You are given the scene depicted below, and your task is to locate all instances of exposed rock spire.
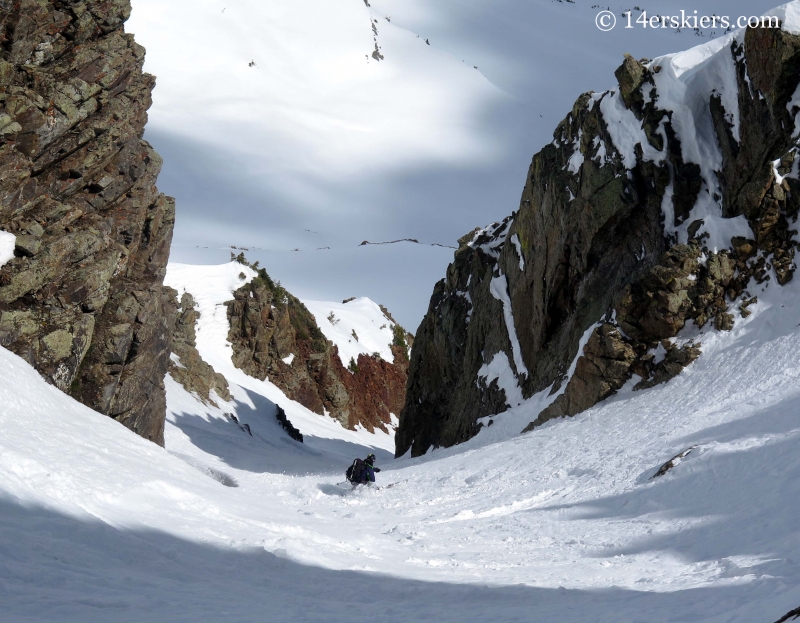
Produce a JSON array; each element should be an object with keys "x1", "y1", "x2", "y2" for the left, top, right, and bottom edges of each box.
[{"x1": 0, "y1": 1, "x2": 175, "y2": 444}]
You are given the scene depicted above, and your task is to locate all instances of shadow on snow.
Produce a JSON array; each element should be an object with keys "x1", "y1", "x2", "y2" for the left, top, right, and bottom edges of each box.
[
  {"x1": 169, "y1": 386, "x2": 393, "y2": 477},
  {"x1": 1, "y1": 494, "x2": 796, "y2": 623}
]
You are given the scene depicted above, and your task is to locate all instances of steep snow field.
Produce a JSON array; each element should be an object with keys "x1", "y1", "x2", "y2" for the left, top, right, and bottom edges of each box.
[
  {"x1": 129, "y1": 0, "x2": 780, "y2": 252},
  {"x1": 304, "y1": 297, "x2": 403, "y2": 366},
  {"x1": 2, "y1": 259, "x2": 800, "y2": 621}
]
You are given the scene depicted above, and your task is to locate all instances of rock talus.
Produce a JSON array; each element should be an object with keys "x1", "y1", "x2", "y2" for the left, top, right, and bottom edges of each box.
[{"x1": 0, "y1": 1, "x2": 174, "y2": 445}]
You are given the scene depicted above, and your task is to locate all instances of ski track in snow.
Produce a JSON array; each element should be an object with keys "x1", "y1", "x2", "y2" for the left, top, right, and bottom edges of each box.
[{"x1": 0, "y1": 258, "x2": 799, "y2": 621}]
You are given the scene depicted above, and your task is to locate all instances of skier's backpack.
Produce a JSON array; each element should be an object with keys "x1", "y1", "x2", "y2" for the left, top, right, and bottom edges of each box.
[{"x1": 346, "y1": 458, "x2": 365, "y2": 483}]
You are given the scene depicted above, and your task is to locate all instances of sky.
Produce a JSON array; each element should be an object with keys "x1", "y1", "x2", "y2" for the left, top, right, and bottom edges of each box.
[{"x1": 127, "y1": 0, "x2": 781, "y2": 329}]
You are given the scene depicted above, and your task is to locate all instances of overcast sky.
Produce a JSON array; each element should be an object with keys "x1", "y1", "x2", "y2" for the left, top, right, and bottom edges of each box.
[{"x1": 129, "y1": 0, "x2": 781, "y2": 329}]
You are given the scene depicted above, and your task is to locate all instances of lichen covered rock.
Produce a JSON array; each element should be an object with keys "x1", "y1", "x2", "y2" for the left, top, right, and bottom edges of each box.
[{"x1": 0, "y1": 1, "x2": 174, "y2": 444}]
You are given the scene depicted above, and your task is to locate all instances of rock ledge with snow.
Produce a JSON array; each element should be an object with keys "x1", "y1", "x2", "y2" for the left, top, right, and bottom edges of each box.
[{"x1": 397, "y1": 16, "x2": 800, "y2": 456}]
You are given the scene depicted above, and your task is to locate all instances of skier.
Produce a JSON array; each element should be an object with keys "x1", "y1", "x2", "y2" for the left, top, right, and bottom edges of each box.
[
  {"x1": 362, "y1": 454, "x2": 381, "y2": 485},
  {"x1": 346, "y1": 453, "x2": 381, "y2": 487}
]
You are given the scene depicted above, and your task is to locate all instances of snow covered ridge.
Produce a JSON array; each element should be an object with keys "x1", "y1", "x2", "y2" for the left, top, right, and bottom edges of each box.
[
  {"x1": 396, "y1": 5, "x2": 800, "y2": 457},
  {"x1": 165, "y1": 261, "x2": 410, "y2": 434},
  {"x1": 303, "y1": 297, "x2": 406, "y2": 367}
]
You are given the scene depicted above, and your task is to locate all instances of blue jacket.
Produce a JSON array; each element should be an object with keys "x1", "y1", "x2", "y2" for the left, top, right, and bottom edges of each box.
[{"x1": 364, "y1": 464, "x2": 376, "y2": 482}]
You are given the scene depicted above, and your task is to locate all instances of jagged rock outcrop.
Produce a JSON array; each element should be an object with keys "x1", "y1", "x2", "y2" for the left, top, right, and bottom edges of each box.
[
  {"x1": 275, "y1": 405, "x2": 303, "y2": 442},
  {"x1": 397, "y1": 22, "x2": 800, "y2": 457},
  {"x1": 167, "y1": 291, "x2": 231, "y2": 406},
  {"x1": 226, "y1": 267, "x2": 410, "y2": 432},
  {"x1": 0, "y1": 2, "x2": 174, "y2": 444}
]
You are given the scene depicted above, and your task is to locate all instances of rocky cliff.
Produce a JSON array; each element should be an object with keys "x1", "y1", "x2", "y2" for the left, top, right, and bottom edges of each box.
[
  {"x1": 0, "y1": 1, "x2": 174, "y2": 445},
  {"x1": 397, "y1": 22, "x2": 800, "y2": 457},
  {"x1": 226, "y1": 264, "x2": 411, "y2": 432}
]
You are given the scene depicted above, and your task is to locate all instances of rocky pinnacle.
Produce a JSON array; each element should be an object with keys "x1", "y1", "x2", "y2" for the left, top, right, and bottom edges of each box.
[
  {"x1": 397, "y1": 25, "x2": 800, "y2": 457},
  {"x1": 0, "y1": 1, "x2": 175, "y2": 445}
]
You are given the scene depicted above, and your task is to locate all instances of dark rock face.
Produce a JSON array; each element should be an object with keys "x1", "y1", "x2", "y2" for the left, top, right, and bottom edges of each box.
[
  {"x1": 534, "y1": 323, "x2": 636, "y2": 424},
  {"x1": 397, "y1": 25, "x2": 800, "y2": 457},
  {"x1": 275, "y1": 405, "x2": 303, "y2": 443},
  {"x1": 226, "y1": 269, "x2": 409, "y2": 432},
  {"x1": 0, "y1": 1, "x2": 174, "y2": 444},
  {"x1": 167, "y1": 291, "x2": 231, "y2": 406}
]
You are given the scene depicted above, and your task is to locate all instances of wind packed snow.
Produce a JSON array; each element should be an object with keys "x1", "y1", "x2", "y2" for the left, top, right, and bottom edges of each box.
[
  {"x1": 304, "y1": 297, "x2": 399, "y2": 366},
  {"x1": 2, "y1": 263, "x2": 800, "y2": 621},
  {"x1": 771, "y1": 0, "x2": 800, "y2": 34},
  {"x1": 0, "y1": 230, "x2": 15, "y2": 268}
]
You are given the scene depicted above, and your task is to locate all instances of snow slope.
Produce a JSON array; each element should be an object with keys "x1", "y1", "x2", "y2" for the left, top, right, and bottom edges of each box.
[
  {"x1": 2, "y1": 251, "x2": 800, "y2": 621},
  {"x1": 304, "y1": 297, "x2": 401, "y2": 366},
  {"x1": 163, "y1": 261, "x2": 396, "y2": 453},
  {"x1": 128, "y1": 0, "x2": 499, "y2": 176},
  {"x1": 168, "y1": 241, "x2": 452, "y2": 334},
  {"x1": 127, "y1": 0, "x2": 502, "y2": 251}
]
